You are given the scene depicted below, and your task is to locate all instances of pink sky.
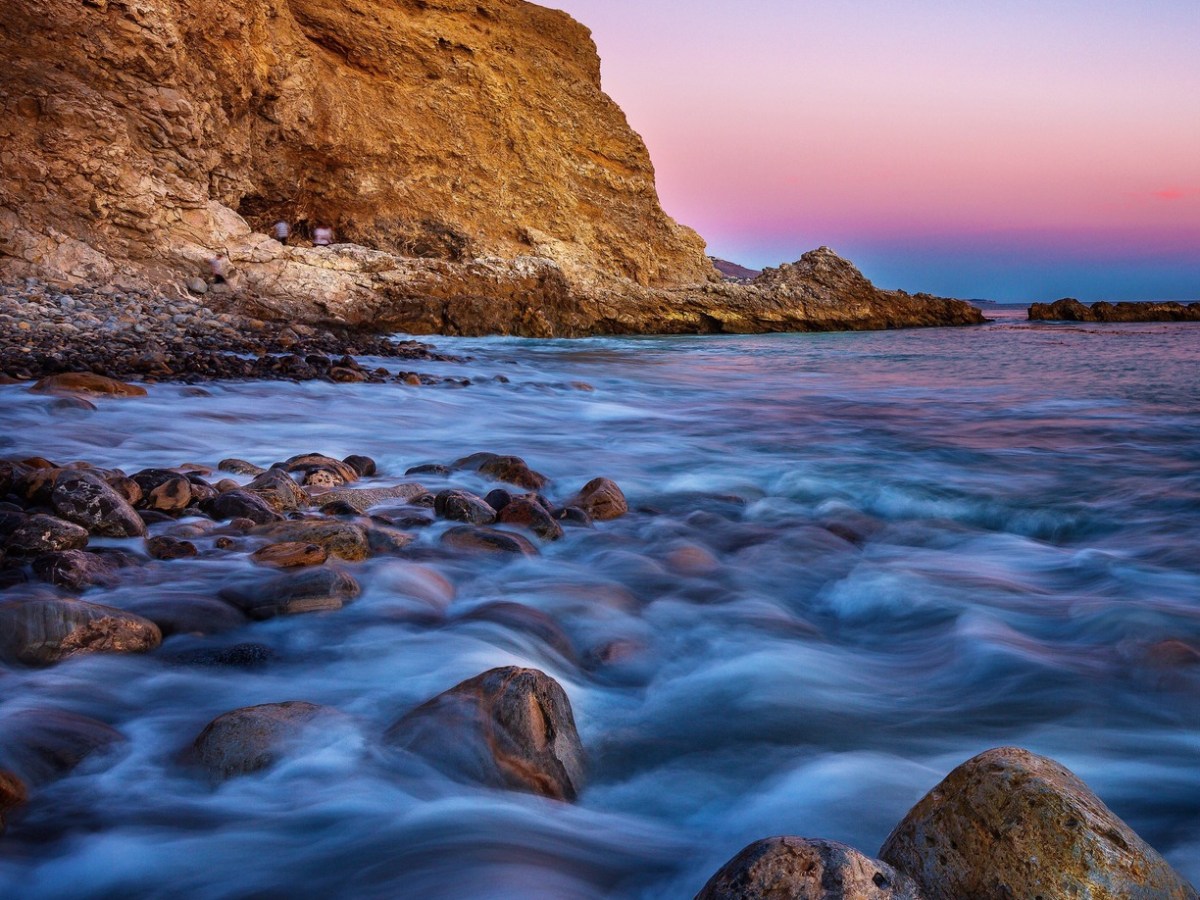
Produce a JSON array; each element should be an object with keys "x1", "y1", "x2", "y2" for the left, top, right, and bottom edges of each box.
[{"x1": 549, "y1": 1, "x2": 1200, "y2": 301}]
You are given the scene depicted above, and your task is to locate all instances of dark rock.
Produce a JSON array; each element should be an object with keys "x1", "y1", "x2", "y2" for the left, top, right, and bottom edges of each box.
[
  {"x1": 125, "y1": 595, "x2": 249, "y2": 636},
  {"x1": 0, "y1": 597, "x2": 162, "y2": 665},
  {"x1": 1029, "y1": 297, "x2": 1200, "y2": 323},
  {"x1": 343, "y1": 455, "x2": 376, "y2": 477},
  {"x1": 30, "y1": 372, "x2": 147, "y2": 397},
  {"x1": 145, "y1": 535, "x2": 199, "y2": 560},
  {"x1": 696, "y1": 837, "x2": 924, "y2": 900},
  {"x1": 7, "y1": 514, "x2": 89, "y2": 553},
  {"x1": 0, "y1": 770, "x2": 27, "y2": 836},
  {"x1": 554, "y1": 505, "x2": 593, "y2": 527},
  {"x1": 459, "y1": 602, "x2": 575, "y2": 661},
  {"x1": 406, "y1": 464, "x2": 451, "y2": 477},
  {"x1": 250, "y1": 541, "x2": 328, "y2": 568},
  {"x1": 477, "y1": 455, "x2": 549, "y2": 490},
  {"x1": 569, "y1": 477, "x2": 628, "y2": 521},
  {"x1": 190, "y1": 701, "x2": 344, "y2": 779},
  {"x1": 219, "y1": 567, "x2": 361, "y2": 619},
  {"x1": 385, "y1": 666, "x2": 584, "y2": 800},
  {"x1": 131, "y1": 469, "x2": 192, "y2": 512},
  {"x1": 105, "y1": 474, "x2": 143, "y2": 506},
  {"x1": 365, "y1": 524, "x2": 416, "y2": 555},
  {"x1": 312, "y1": 483, "x2": 430, "y2": 513},
  {"x1": 496, "y1": 497, "x2": 564, "y2": 541},
  {"x1": 451, "y1": 451, "x2": 500, "y2": 470},
  {"x1": 218, "y1": 458, "x2": 265, "y2": 476},
  {"x1": 280, "y1": 453, "x2": 360, "y2": 485},
  {"x1": 172, "y1": 642, "x2": 276, "y2": 668},
  {"x1": 137, "y1": 509, "x2": 176, "y2": 526},
  {"x1": 254, "y1": 520, "x2": 369, "y2": 561},
  {"x1": 440, "y1": 525, "x2": 538, "y2": 556},
  {"x1": 0, "y1": 709, "x2": 125, "y2": 785},
  {"x1": 31, "y1": 550, "x2": 120, "y2": 591},
  {"x1": 484, "y1": 488, "x2": 513, "y2": 512},
  {"x1": 50, "y1": 470, "x2": 145, "y2": 537},
  {"x1": 434, "y1": 489, "x2": 496, "y2": 524},
  {"x1": 244, "y1": 469, "x2": 311, "y2": 512},
  {"x1": 879, "y1": 746, "x2": 1198, "y2": 900},
  {"x1": 319, "y1": 500, "x2": 362, "y2": 516},
  {"x1": 201, "y1": 490, "x2": 283, "y2": 525}
]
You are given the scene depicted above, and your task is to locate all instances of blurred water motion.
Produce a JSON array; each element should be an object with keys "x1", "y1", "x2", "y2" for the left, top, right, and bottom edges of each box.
[{"x1": 0, "y1": 308, "x2": 1197, "y2": 895}]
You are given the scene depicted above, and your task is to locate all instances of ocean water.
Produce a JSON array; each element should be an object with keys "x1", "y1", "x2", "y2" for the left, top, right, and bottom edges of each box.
[{"x1": 1, "y1": 307, "x2": 1198, "y2": 896}]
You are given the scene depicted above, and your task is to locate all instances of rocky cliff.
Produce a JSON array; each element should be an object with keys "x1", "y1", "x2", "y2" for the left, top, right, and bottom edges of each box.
[{"x1": 0, "y1": 0, "x2": 984, "y2": 335}]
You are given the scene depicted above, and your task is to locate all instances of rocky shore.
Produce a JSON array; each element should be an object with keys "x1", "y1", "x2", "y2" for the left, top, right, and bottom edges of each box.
[
  {"x1": 0, "y1": 440, "x2": 1194, "y2": 896},
  {"x1": 1029, "y1": 297, "x2": 1200, "y2": 323}
]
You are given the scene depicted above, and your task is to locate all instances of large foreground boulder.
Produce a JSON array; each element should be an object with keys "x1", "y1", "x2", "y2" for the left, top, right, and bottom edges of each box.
[
  {"x1": 879, "y1": 747, "x2": 1198, "y2": 900},
  {"x1": 0, "y1": 597, "x2": 162, "y2": 666},
  {"x1": 385, "y1": 666, "x2": 585, "y2": 801},
  {"x1": 50, "y1": 470, "x2": 145, "y2": 537},
  {"x1": 190, "y1": 701, "x2": 346, "y2": 779},
  {"x1": 696, "y1": 837, "x2": 925, "y2": 900}
]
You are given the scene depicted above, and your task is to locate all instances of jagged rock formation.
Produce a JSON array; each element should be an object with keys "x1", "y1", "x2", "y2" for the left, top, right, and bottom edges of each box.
[
  {"x1": 0, "y1": 0, "x2": 984, "y2": 335},
  {"x1": 1029, "y1": 298, "x2": 1200, "y2": 322}
]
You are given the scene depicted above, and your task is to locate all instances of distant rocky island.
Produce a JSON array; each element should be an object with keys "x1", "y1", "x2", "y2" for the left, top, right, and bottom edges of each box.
[
  {"x1": 1029, "y1": 298, "x2": 1200, "y2": 323},
  {"x1": 0, "y1": 0, "x2": 983, "y2": 337}
]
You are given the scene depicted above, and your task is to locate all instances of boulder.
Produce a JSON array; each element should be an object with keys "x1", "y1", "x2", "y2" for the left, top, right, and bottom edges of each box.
[
  {"x1": 477, "y1": 456, "x2": 549, "y2": 491},
  {"x1": 385, "y1": 666, "x2": 585, "y2": 800},
  {"x1": 201, "y1": 490, "x2": 283, "y2": 525},
  {"x1": 145, "y1": 535, "x2": 199, "y2": 560},
  {"x1": 254, "y1": 520, "x2": 370, "y2": 561},
  {"x1": 434, "y1": 489, "x2": 497, "y2": 525},
  {"x1": 440, "y1": 525, "x2": 539, "y2": 556},
  {"x1": 50, "y1": 470, "x2": 145, "y2": 537},
  {"x1": 218, "y1": 568, "x2": 361, "y2": 619},
  {"x1": 250, "y1": 541, "x2": 328, "y2": 568},
  {"x1": 696, "y1": 837, "x2": 925, "y2": 900},
  {"x1": 190, "y1": 701, "x2": 343, "y2": 779},
  {"x1": 280, "y1": 454, "x2": 360, "y2": 486},
  {"x1": 218, "y1": 458, "x2": 265, "y2": 476},
  {"x1": 0, "y1": 597, "x2": 161, "y2": 665},
  {"x1": 0, "y1": 770, "x2": 27, "y2": 836},
  {"x1": 0, "y1": 709, "x2": 125, "y2": 785},
  {"x1": 6, "y1": 514, "x2": 89, "y2": 554},
  {"x1": 30, "y1": 372, "x2": 147, "y2": 397},
  {"x1": 30, "y1": 549, "x2": 121, "y2": 591},
  {"x1": 343, "y1": 455, "x2": 377, "y2": 477},
  {"x1": 496, "y1": 497, "x2": 564, "y2": 542},
  {"x1": 244, "y1": 469, "x2": 311, "y2": 512},
  {"x1": 314, "y1": 483, "x2": 430, "y2": 514},
  {"x1": 365, "y1": 524, "x2": 416, "y2": 555},
  {"x1": 879, "y1": 746, "x2": 1198, "y2": 900},
  {"x1": 569, "y1": 477, "x2": 628, "y2": 521},
  {"x1": 130, "y1": 469, "x2": 192, "y2": 512}
]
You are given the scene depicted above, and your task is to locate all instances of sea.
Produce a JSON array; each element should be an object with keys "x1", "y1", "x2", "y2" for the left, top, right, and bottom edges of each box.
[{"x1": 1, "y1": 304, "x2": 1197, "y2": 896}]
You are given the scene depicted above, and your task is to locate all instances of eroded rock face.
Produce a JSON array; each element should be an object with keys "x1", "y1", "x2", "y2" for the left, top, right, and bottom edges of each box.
[
  {"x1": 879, "y1": 747, "x2": 1198, "y2": 900},
  {"x1": 696, "y1": 837, "x2": 925, "y2": 900},
  {"x1": 190, "y1": 701, "x2": 344, "y2": 779},
  {"x1": 385, "y1": 666, "x2": 584, "y2": 800},
  {"x1": 0, "y1": 597, "x2": 162, "y2": 666}
]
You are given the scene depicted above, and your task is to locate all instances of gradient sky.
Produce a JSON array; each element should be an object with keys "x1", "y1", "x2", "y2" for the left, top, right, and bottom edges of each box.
[{"x1": 550, "y1": 1, "x2": 1200, "y2": 301}]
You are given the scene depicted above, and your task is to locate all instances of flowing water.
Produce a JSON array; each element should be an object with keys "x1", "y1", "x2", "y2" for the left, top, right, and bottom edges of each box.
[{"x1": 1, "y1": 307, "x2": 1198, "y2": 896}]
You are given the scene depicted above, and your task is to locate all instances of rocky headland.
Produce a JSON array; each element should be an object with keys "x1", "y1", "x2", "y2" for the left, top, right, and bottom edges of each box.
[
  {"x1": 0, "y1": 0, "x2": 984, "y2": 338},
  {"x1": 1029, "y1": 297, "x2": 1200, "y2": 323}
]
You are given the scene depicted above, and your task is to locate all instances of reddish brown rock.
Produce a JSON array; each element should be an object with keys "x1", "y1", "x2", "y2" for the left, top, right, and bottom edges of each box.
[
  {"x1": 190, "y1": 701, "x2": 345, "y2": 779},
  {"x1": 29, "y1": 373, "x2": 147, "y2": 397},
  {"x1": 496, "y1": 497, "x2": 564, "y2": 542},
  {"x1": 0, "y1": 770, "x2": 27, "y2": 836},
  {"x1": 219, "y1": 568, "x2": 361, "y2": 619},
  {"x1": 145, "y1": 535, "x2": 199, "y2": 560},
  {"x1": 879, "y1": 747, "x2": 1198, "y2": 900},
  {"x1": 0, "y1": 597, "x2": 162, "y2": 666},
  {"x1": 570, "y1": 477, "x2": 628, "y2": 521},
  {"x1": 696, "y1": 837, "x2": 925, "y2": 900},
  {"x1": 1029, "y1": 297, "x2": 1200, "y2": 322},
  {"x1": 254, "y1": 520, "x2": 369, "y2": 562},
  {"x1": 477, "y1": 456, "x2": 549, "y2": 491},
  {"x1": 314, "y1": 484, "x2": 430, "y2": 514},
  {"x1": 131, "y1": 469, "x2": 193, "y2": 512},
  {"x1": 244, "y1": 469, "x2": 311, "y2": 513},
  {"x1": 201, "y1": 490, "x2": 282, "y2": 525},
  {"x1": 250, "y1": 541, "x2": 328, "y2": 569},
  {"x1": 440, "y1": 525, "x2": 538, "y2": 556},
  {"x1": 31, "y1": 549, "x2": 121, "y2": 591},
  {"x1": 434, "y1": 490, "x2": 497, "y2": 525},
  {"x1": 7, "y1": 514, "x2": 89, "y2": 554},
  {"x1": 385, "y1": 666, "x2": 585, "y2": 800}
]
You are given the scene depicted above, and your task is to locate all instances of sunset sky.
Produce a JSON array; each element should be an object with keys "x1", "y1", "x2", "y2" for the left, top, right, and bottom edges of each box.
[{"x1": 551, "y1": 1, "x2": 1200, "y2": 301}]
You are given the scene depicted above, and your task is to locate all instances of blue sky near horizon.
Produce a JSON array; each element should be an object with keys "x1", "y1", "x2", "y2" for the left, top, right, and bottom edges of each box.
[{"x1": 550, "y1": 1, "x2": 1200, "y2": 301}]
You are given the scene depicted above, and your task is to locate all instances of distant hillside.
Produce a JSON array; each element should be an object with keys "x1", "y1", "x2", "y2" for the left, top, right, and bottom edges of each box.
[{"x1": 710, "y1": 258, "x2": 762, "y2": 282}]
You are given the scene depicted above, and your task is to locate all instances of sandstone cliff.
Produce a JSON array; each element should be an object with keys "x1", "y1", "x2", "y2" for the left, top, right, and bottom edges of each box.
[{"x1": 0, "y1": 0, "x2": 984, "y2": 335}]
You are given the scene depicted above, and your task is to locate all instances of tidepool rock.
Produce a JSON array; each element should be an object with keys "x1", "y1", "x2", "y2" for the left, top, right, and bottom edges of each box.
[
  {"x1": 569, "y1": 477, "x2": 628, "y2": 521},
  {"x1": 343, "y1": 455, "x2": 377, "y2": 477},
  {"x1": 6, "y1": 514, "x2": 89, "y2": 554},
  {"x1": 440, "y1": 525, "x2": 538, "y2": 556},
  {"x1": 190, "y1": 701, "x2": 344, "y2": 779},
  {"x1": 219, "y1": 568, "x2": 361, "y2": 619},
  {"x1": 50, "y1": 470, "x2": 145, "y2": 537},
  {"x1": 250, "y1": 541, "x2": 329, "y2": 568},
  {"x1": 201, "y1": 490, "x2": 283, "y2": 525},
  {"x1": 879, "y1": 746, "x2": 1198, "y2": 900},
  {"x1": 696, "y1": 837, "x2": 925, "y2": 900},
  {"x1": 254, "y1": 521, "x2": 369, "y2": 561},
  {"x1": 0, "y1": 770, "x2": 27, "y2": 836},
  {"x1": 314, "y1": 483, "x2": 430, "y2": 514},
  {"x1": 477, "y1": 456, "x2": 549, "y2": 491},
  {"x1": 496, "y1": 497, "x2": 564, "y2": 542},
  {"x1": 434, "y1": 489, "x2": 497, "y2": 525},
  {"x1": 385, "y1": 666, "x2": 585, "y2": 800},
  {"x1": 31, "y1": 549, "x2": 121, "y2": 591},
  {"x1": 280, "y1": 454, "x2": 361, "y2": 486},
  {"x1": 30, "y1": 372, "x2": 147, "y2": 397},
  {"x1": 0, "y1": 597, "x2": 162, "y2": 665}
]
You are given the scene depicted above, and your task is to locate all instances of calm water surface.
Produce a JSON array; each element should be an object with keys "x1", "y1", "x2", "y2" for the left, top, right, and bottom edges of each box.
[{"x1": 1, "y1": 308, "x2": 1198, "y2": 896}]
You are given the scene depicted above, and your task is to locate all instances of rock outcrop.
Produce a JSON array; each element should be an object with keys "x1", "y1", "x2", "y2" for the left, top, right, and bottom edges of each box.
[
  {"x1": 0, "y1": 1, "x2": 985, "y2": 335},
  {"x1": 1029, "y1": 298, "x2": 1200, "y2": 322}
]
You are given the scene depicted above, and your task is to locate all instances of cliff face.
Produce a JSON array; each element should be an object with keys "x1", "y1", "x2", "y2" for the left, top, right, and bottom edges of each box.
[
  {"x1": 0, "y1": 0, "x2": 985, "y2": 335},
  {"x1": 0, "y1": 0, "x2": 709, "y2": 289}
]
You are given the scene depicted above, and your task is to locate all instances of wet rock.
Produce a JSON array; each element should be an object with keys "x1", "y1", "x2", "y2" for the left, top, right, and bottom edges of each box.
[
  {"x1": 434, "y1": 489, "x2": 496, "y2": 524},
  {"x1": 245, "y1": 469, "x2": 311, "y2": 512},
  {"x1": 214, "y1": 478, "x2": 241, "y2": 493},
  {"x1": 406, "y1": 464, "x2": 451, "y2": 477},
  {"x1": 440, "y1": 525, "x2": 538, "y2": 556},
  {"x1": 477, "y1": 455, "x2": 549, "y2": 490},
  {"x1": 201, "y1": 490, "x2": 283, "y2": 525},
  {"x1": 554, "y1": 505, "x2": 593, "y2": 527},
  {"x1": 251, "y1": 541, "x2": 328, "y2": 568},
  {"x1": 496, "y1": 497, "x2": 564, "y2": 542},
  {"x1": 315, "y1": 484, "x2": 430, "y2": 514},
  {"x1": 30, "y1": 372, "x2": 147, "y2": 397},
  {"x1": 219, "y1": 567, "x2": 361, "y2": 619},
  {"x1": 0, "y1": 709, "x2": 125, "y2": 785},
  {"x1": 452, "y1": 451, "x2": 500, "y2": 470},
  {"x1": 31, "y1": 549, "x2": 121, "y2": 591},
  {"x1": 190, "y1": 701, "x2": 344, "y2": 779},
  {"x1": 569, "y1": 477, "x2": 628, "y2": 521},
  {"x1": 7, "y1": 514, "x2": 89, "y2": 554},
  {"x1": 218, "y1": 458, "x2": 265, "y2": 476},
  {"x1": 0, "y1": 597, "x2": 162, "y2": 665},
  {"x1": 172, "y1": 642, "x2": 276, "y2": 668},
  {"x1": 0, "y1": 770, "x2": 27, "y2": 836},
  {"x1": 366, "y1": 524, "x2": 416, "y2": 555},
  {"x1": 696, "y1": 837, "x2": 924, "y2": 900},
  {"x1": 126, "y1": 595, "x2": 249, "y2": 636},
  {"x1": 879, "y1": 746, "x2": 1198, "y2": 900},
  {"x1": 484, "y1": 488, "x2": 513, "y2": 512},
  {"x1": 343, "y1": 455, "x2": 377, "y2": 477},
  {"x1": 254, "y1": 520, "x2": 369, "y2": 561},
  {"x1": 106, "y1": 474, "x2": 143, "y2": 506},
  {"x1": 50, "y1": 470, "x2": 145, "y2": 537},
  {"x1": 280, "y1": 453, "x2": 360, "y2": 486},
  {"x1": 145, "y1": 534, "x2": 199, "y2": 560},
  {"x1": 131, "y1": 469, "x2": 192, "y2": 512},
  {"x1": 385, "y1": 666, "x2": 585, "y2": 800},
  {"x1": 459, "y1": 602, "x2": 576, "y2": 661}
]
